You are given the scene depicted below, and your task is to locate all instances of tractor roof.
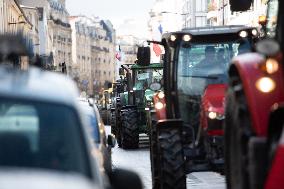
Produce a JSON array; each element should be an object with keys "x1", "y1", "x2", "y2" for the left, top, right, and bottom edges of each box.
[
  {"x1": 165, "y1": 25, "x2": 254, "y2": 36},
  {"x1": 130, "y1": 63, "x2": 163, "y2": 69},
  {"x1": 162, "y1": 25, "x2": 257, "y2": 43}
]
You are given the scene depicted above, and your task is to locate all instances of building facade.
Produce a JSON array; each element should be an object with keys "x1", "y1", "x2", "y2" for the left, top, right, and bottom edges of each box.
[
  {"x1": 207, "y1": 0, "x2": 266, "y2": 26},
  {"x1": 117, "y1": 35, "x2": 138, "y2": 65},
  {"x1": 0, "y1": 0, "x2": 33, "y2": 69},
  {"x1": 48, "y1": 0, "x2": 72, "y2": 73},
  {"x1": 70, "y1": 16, "x2": 116, "y2": 95},
  {"x1": 182, "y1": 0, "x2": 208, "y2": 28}
]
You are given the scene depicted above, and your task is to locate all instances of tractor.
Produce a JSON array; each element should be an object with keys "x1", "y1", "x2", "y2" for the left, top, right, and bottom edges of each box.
[
  {"x1": 148, "y1": 26, "x2": 258, "y2": 189},
  {"x1": 223, "y1": 0, "x2": 284, "y2": 189},
  {"x1": 98, "y1": 84, "x2": 113, "y2": 125},
  {"x1": 110, "y1": 47, "x2": 163, "y2": 149}
]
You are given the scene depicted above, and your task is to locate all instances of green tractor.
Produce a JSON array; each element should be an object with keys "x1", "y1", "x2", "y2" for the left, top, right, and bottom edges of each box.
[{"x1": 111, "y1": 47, "x2": 163, "y2": 149}]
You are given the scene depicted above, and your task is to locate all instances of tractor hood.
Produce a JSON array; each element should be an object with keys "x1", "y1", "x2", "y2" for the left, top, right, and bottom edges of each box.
[{"x1": 202, "y1": 84, "x2": 227, "y2": 114}]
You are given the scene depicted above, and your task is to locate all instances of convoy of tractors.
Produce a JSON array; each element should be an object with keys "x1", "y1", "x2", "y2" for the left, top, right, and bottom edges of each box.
[{"x1": 104, "y1": 0, "x2": 284, "y2": 188}]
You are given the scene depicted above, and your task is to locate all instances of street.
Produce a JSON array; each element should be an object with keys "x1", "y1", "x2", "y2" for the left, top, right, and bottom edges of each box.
[{"x1": 106, "y1": 126, "x2": 226, "y2": 189}]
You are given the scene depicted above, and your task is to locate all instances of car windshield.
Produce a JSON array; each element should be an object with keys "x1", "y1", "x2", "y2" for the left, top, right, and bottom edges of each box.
[
  {"x1": 177, "y1": 40, "x2": 251, "y2": 125},
  {"x1": 0, "y1": 98, "x2": 91, "y2": 178},
  {"x1": 134, "y1": 68, "x2": 163, "y2": 90}
]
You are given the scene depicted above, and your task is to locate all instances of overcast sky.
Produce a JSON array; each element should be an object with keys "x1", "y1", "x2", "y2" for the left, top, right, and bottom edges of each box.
[{"x1": 66, "y1": 0, "x2": 155, "y2": 37}]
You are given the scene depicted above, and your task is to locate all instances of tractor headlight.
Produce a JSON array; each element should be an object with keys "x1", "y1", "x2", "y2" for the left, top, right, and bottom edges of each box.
[
  {"x1": 170, "y1": 35, "x2": 176, "y2": 42},
  {"x1": 260, "y1": 58, "x2": 279, "y2": 74},
  {"x1": 256, "y1": 77, "x2": 276, "y2": 93},
  {"x1": 155, "y1": 102, "x2": 164, "y2": 110},
  {"x1": 239, "y1": 30, "x2": 248, "y2": 38},
  {"x1": 251, "y1": 29, "x2": 258, "y2": 36},
  {"x1": 158, "y1": 92, "x2": 165, "y2": 99},
  {"x1": 183, "y1": 34, "x2": 192, "y2": 42},
  {"x1": 208, "y1": 112, "x2": 225, "y2": 120}
]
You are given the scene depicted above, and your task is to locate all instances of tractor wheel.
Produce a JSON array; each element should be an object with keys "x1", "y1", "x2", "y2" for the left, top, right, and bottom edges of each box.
[
  {"x1": 121, "y1": 108, "x2": 139, "y2": 149},
  {"x1": 157, "y1": 127, "x2": 186, "y2": 189},
  {"x1": 111, "y1": 111, "x2": 116, "y2": 135},
  {"x1": 225, "y1": 81, "x2": 252, "y2": 189},
  {"x1": 117, "y1": 127, "x2": 122, "y2": 148},
  {"x1": 149, "y1": 121, "x2": 161, "y2": 189}
]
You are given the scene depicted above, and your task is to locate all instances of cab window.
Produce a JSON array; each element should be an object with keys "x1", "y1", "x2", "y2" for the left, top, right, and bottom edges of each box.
[{"x1": 266, "y1": 0, "x2": 279, "y2": 37}]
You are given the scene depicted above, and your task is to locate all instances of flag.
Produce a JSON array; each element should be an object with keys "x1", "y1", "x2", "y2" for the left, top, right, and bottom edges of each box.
[
  {"x1": 152, "y1": 24, "x2": 163, "y2": 57},
  {"x1": 153, "y1": 43, "x2": 162, "y2": 57},
  {"x1": 115, "y1": 52, "x2": 121, "y2": 61},
  {"x1": 115, "y1": 45, "x2": 121, "y2": 61},
  {"x1": 158, "y1": 24, "x2": 163, "y2": 35}
]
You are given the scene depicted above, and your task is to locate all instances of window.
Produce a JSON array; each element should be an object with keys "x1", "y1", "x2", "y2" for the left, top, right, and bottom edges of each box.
[
  {"x1": 196, "y1": 0, "x2": 206, "y2": 12},
  {"x1": 177, "y1": 40, "x2": 251, "y2": 125},
  {"x1": 266, "y1": 0, "x2": 279, "y2": 38},
  {"x1": 0, "y1": 99, "x2": 91, "y2": 178}
]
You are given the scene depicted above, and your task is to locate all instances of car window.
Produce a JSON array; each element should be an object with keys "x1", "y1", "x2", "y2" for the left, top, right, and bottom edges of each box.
[
  {"x1": 0, "y1": 99, "x2": 91, "y2": 179},
  {"x1": 80, "y1": 103, "x2": 100, "y2": 143}
]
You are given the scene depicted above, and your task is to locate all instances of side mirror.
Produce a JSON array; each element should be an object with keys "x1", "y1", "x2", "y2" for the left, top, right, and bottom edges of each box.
[
  {"x1": 119, "y1": 68, "x2": 124, "y2": 75},
  {"x1": 256, "y1": 38, "x2": 280, "y2": 57},
  {"x1": 229, "y1": 0, "x2": 252, "y2": 11},
  {"x1": 107, "y1": 134, "x2": 116, "y2": 148},
  {"x1": 109, "y1": 169, "x2": 143, "y2": 189},
  {"x1": 137, "y1": 47, "x2": 150, "y2": 66}
]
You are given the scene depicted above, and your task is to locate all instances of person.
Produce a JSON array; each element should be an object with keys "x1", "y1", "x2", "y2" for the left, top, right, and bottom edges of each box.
[
  {"x1": 198, "y1": 46, "x2": 216, "y2": 66},
  {"x1": 216, "y1": 48, "x2": 226, "y2": 63}
]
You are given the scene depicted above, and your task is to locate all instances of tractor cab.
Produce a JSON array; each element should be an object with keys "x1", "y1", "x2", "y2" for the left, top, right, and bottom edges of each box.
[
  {"x1": 160, "y1": 26, "x2": 258, "y2": 122},
  {"x1": 131, "y1": 64, "x2": 163, "y2": 107}
]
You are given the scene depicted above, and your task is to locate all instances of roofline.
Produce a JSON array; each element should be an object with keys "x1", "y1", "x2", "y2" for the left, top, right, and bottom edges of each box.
[{"x1": 15, "y1": 1, "x2": 33, "y2": 28}]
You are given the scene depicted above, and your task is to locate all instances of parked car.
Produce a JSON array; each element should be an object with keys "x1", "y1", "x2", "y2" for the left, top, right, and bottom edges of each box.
[
  {"x1": 78, "y1": 98, "x2": 115, "y2": 174},
  {"x1": 0, "y1": 63, "x2": 142, "y2": 189}
]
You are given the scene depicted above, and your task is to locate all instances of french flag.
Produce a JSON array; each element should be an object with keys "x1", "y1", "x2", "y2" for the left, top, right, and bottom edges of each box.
[{"x1": 152, "y1": 24, "x2": 163, "y2": 57}]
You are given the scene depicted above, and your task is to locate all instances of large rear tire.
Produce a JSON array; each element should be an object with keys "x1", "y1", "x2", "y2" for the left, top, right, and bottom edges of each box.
[
  {"x1": 121, "y1": 108, "x2": 139, "y2": 149},
  {"x1": 157, "y1": 127, "x2": 186, "y2": 189},
  {"x1": 110, "y1": 111, "x2": 116, "y2": 135},
  {"x1": 225, "y1": 80, "x2": 252, "y2": 189},
  {"x1": 150, "y1": 121, "x2": 161, "y2": 189}
]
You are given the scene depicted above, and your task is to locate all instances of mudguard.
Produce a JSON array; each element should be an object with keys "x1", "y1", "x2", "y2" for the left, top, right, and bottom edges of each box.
[{"x1": 231, "y1": 53, "x2": 284, "y2": 136}]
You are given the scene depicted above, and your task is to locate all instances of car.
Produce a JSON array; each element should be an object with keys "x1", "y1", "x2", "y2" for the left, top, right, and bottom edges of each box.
[
  {"x1": 0, "y1": 63, "x2": 142, "y2": 189},
  {"x1": 78, "y1": 97, "x2": 115, "y2": 174}
]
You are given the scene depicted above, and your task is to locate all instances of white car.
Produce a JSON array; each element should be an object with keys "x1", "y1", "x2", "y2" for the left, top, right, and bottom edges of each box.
[
  {"x1": 78, "y1": 98, "x2": 115, "y2": 175},
  {"x1": 0, "y1": 65, "x2": 141, "y2": 189}
]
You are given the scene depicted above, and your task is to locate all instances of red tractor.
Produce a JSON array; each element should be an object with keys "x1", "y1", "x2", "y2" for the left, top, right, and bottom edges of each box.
[
  {"x1": 149, "y1": 26, "x2": 258, "y2": 189},
  {"x1": 224, "y1": 0, "x2": 284, "y2": 189}
]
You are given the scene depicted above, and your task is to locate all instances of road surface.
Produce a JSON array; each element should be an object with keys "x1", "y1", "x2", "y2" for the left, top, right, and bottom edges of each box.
[{"x1": 106, "y1": 126, "x2": 226, "y2": 189}]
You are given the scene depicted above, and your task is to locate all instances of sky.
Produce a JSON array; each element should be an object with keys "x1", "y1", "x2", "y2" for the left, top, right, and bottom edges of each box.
[{"x1": 66, "y1": 0, "x2": 156, "y2": 38}]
